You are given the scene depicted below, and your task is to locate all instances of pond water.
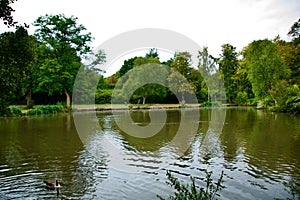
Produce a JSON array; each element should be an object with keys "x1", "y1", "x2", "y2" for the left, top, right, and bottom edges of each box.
[{"x1": 0, "y1": 108, "x2": 299, "y2": 199}]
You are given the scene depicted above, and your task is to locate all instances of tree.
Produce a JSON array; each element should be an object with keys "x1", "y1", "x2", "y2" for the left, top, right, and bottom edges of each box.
[
  {"x1": 288, "y1": 18, "x2": 300, "y2": 44},
  {"x1": 168, "y1": 52, "x2": 195, "y2": 102},
  {"x1": 0, "y1": 0, "x2": 17, "y2": 27},
  {"x1": 0, "y1": 26, "x2": 36, "y2": 115},
  {"x1": 119, "y1": 57, "x2": 137, "y2": 77},
  {"x1": 218, "y1": 44, "x2": 239, "y2": 103},
  {"x1": 197, "y1": 47, "x2": 224, "y2": 102},
  {"x1": 122, "y1": 50, "x2": 163, "y2": 104},
  {"x1": 145, "y1": 48, "x2": 159, "y2": 59},
  {"x1": 242, "y1": 39, "x2": 289, "y2": 101},
  {"x1": 231, "y1": 64, "x2": 254, "y2": 105},
  {"x1": 33, "y1": 14, "x2": 93, "y2": 108},
  {"x1": 117, "y1": 63, "x2": 168, "y2": 104}
]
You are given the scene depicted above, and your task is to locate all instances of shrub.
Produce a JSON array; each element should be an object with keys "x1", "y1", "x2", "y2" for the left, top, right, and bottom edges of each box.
[
  {"x1": 236, "y1": 91, "x2": 248, "y2": 106},
  {"x1": 10, "y1": 106, "x2": 22, "y2": 116},
  {"x1": 95, "y1": 89, "x2": 113, "y2": 104},
  {"x1": 27, "y1": 100, "x2": 35, "y2": 109},
  {"x1": 286, "y1": 96, "x2": 300, "y2": 114},
  {"x1": 158, "y1": 170, "x2": 224, "y2": 200},
  {"x1": 202, "y1": 101, "x2": 222, "y2": 107},
  {"x1": 27, "y1": 105, "x2": 64, "y2": 115},
  {"x1": 179, "y1": 100, "x2": 186, "y2": 108}
]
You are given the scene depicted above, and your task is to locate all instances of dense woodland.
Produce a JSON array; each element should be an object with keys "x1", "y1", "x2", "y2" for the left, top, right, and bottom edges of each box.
[{"x1": 0, "y1": 1, "x2": 299, "y2": 116}]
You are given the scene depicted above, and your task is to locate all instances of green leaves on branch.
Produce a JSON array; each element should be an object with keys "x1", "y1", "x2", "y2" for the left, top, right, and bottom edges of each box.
[
  {"x1": 158, "y1": 170, "x2": 224, "y2": 200},
  {"x1": 33, "y1": 14, "x2": 92, "y2": 56}
]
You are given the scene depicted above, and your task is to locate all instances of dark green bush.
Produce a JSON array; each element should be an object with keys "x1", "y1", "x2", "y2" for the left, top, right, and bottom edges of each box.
[
  {"x1": 202, "y1": 101, "x2": 222, "y2": 107},
  {"x1": 10, "y1": 106, "x2": 22, "y2": 116},
  {"x1": 95, "y1": 89, "x2": 113, "y2": 104},
  {"x1": 27, "y1": 100, "x2": 35, "y2": 109},
  {"x1": 286, "y1": 96, "x2": 300, "y2": 114},
  {"x1": 27, "y1": 105, "x2": 64, "y2": 115}
]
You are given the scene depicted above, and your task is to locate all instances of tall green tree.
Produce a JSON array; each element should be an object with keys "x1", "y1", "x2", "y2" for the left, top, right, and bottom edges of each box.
[
  {"x1": 168, "y1": 52, "x2": 196, "y2": 102},
  {"x1": 197, "y1": 47, "x2": 221, "y2": 102},
  {"x1": 118, "y1": 63, "x2": 168, "y2": 104},
  {"x1": 33, "y1": 14, "x2": 93, "y2": 108},
  {"x1": 242, "y1": 39, "x2": 289, "y2": 102},
  {"x1": 0, "y1": 26, "x2": 36, "y2": 115},
  {"x1": 115, "y1": 50, "x2": 167, "y2": 104},
  {"x1": 218, "y1": 44, "x2": 239, "y2": 103}
]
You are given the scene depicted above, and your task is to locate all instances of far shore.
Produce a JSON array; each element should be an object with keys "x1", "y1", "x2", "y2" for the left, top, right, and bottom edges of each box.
[{"x1": 9, "y1": 103, "x2": 256, "y2": 116}]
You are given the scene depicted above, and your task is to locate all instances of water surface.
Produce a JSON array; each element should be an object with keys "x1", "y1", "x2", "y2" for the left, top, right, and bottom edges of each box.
[{"x1": 0, "y1": 108, "x2": 299, "y2": 199}]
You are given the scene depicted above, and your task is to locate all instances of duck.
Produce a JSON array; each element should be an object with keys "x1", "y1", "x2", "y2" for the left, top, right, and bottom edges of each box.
[{"x1": 44, "y1": 179, "x2": 61, "y2": 189}]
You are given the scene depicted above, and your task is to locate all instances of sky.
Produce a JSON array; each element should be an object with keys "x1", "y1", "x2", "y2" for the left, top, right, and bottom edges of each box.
[{"x1": 1, "y1": 0, "x2": 299, "y2": 75}]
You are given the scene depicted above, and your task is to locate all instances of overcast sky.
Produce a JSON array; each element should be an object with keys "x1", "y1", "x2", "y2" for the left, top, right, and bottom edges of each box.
[{"x1": 1, "y1": 0, "x2": 299, "y2": 72}]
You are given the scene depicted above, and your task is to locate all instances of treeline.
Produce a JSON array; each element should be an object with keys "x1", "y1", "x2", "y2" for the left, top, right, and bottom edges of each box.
[
  {"x1": 97, "y1": 19, "x2": 300, "y2": 114},
  {"x1": 0, "y1": 11, "x2": 299, "y2": 116}
]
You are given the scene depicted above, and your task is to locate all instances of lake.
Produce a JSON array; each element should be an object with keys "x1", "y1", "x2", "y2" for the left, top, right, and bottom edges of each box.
[{"x1": 0, "y1": 108, "x2": 299, "y2": 199}]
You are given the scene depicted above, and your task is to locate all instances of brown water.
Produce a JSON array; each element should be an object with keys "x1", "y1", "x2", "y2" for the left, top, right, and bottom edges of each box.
[{"x1": 0, "y1": 108, "x2": 299, "y2": 199}]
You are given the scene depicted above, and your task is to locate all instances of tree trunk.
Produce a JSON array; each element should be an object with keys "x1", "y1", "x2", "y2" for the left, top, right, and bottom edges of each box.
[
  {"x1": 142, "y1": 96, "x2": 146, "y2": 104},
  {"x1": 64, "y1": 88, "x2": 70, "y2": 109},
  {"x1": 26, "y1": 89, "x2": 32, "y2": 108}
]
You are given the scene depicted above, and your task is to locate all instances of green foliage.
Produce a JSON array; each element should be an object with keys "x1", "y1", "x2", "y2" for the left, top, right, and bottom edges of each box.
[
  {"x1": 10, "y1": 106, "x2": 22, "y2": 116},
  {"x1": 218, "y1": 44, "x2": 239, "y2": 103},
  {"x1": 286, "y1": 96, "x2": 300, "y2": 114},
  {"x1": 1, "y1": 19, "x2": 300, "y2": 114},
  {"x1": 116, "y1": 56, "x2": 168, "y2": 104},
  {"x1": 26, "y1": 105, "x2": 64, "y2": 115},
  {"x1": 197, "y1": 47, "x2": 224, "y2": 102},
  {"x1": 236, "y1": 91, "x2": 248, "y2": 106},
  {"x1": 179, "y1": 100, "x2": 186, "y2": 108},
  {"x1": 95, "y1": 89, "x2": 113, "y2": 104},
  {"x1": 27, "y1": 99, "x2": 35, "y2": 109},
  {"x1": 128, "y1": 104, "x2": 150, "y2": 109},
  {"x1": 0, "y1": 26, "x2": 36, "y2": 116},
  {"x1": 243, "y1": 39, "x2": 288, "y2": 100},
  {"x1": 158, "y1": 170, "x2": 224, "y2": 200},
  {"x1": 168, "y1": 52, "x2": 204, "y2": 103},
  {"x1": 288, "y1": 18, "x2": 300, "y2": 39},
  {"x1": 202, "y1": 101, "x2": 222, "y2": 107},
  {"x1": 0, "y1": 103, "x2": 11, "y2": 116},
  {"x1": 0, "y1": 0, "x2": 18, "y2": 27},
  {"x1": 119, "y1": 57, "x2": 136, "y2": 77},
  {"x1": 33, "y1": 14, "x2": 93, "y2": 108}
]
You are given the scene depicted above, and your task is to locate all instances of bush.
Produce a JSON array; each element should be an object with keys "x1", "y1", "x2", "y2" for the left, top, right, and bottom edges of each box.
[
  {"x1": 10, "y1": 106, "x2": 22, "y2": 116},
  {"x1": 179, "y1": 100, "x2": 186, "y2": 108},
  {"x1": 27, "y1": 100, "x2": 35, "y2": 109},
  {"x1": 27, "y1": 105, "x2": 64, "y2": 115},
  {"x1": 95, "y1": 89, "x2": 113, "y2": 104},
  {"x1": 158, "y1": 170, "x2": 224, "y2": 200},
  {"x1": 286, "y1": 96, "x2": 300, "y2": 114},
  {"x1": 202, "y1": 101, "x2": 222, "y2": 107},
  {"x1": 236, "y1": 91, "x2": 248, "y2": 106}
]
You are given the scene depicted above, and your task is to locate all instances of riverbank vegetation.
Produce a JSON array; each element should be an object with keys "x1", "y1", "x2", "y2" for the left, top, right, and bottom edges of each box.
[
  {"x1": 0, "y1": 3, "x2": 299, "y2": 116},
  {"x1": 157, "y1": 170, "x2": 224, "y2": 200}
]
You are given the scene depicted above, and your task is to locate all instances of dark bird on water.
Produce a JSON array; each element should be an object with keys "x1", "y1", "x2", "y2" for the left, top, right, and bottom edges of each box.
[{"x1": 44, "y1": 180, "x2": 61, "y2": 195}]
